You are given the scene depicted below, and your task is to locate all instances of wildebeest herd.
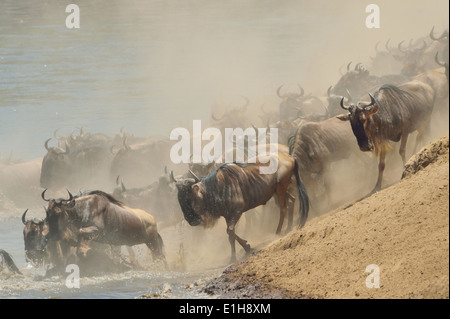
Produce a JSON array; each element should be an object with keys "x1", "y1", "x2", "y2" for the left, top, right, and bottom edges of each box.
[{"x1": 1, "y1": 26, "x2": 448, "y2": 277}]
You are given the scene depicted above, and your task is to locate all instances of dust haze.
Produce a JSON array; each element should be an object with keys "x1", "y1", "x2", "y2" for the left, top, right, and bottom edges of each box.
[{"x1": 1, "y1": 0, "x2": 449, "y2": 276}]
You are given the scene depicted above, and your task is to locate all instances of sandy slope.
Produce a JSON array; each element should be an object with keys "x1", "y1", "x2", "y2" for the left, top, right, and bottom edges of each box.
[{"x1": 204, "y1": 136, "x2": 449, "y2": 299}]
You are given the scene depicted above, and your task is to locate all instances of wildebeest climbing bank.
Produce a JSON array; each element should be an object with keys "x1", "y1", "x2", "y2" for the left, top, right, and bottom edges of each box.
[{"x1": 0, "y1": 1, "x2": 448, "y2": 300}]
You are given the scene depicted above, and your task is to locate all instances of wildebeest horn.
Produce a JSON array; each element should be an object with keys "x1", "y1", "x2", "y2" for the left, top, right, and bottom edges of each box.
[
  {"x1": 123, "y1": 137, "x2": 130, "y2": 150},
  {"x1": 170, "y1": 171, "x2": 177, "y2": 183},
  {"x1": 188, "y1": 169, "x2": 200, "y2": 183},
  {"x1": 368, "y1": 93, "x2": 377, "y2": 106},
  {"x1": 385, "y1": 39, "x2": 393, "y2": 53},
  {"x1": 415, "y1": 40, "x2": 427, "y2": 52},
  {"x1": 260, "y1": 103, "x2": 269, "y2": 115},
  {"x1": 435, "y1": 52, "x2": 447, "y2": 67},
  {"x1": 340, "y1": 97, "x2": 350, "y2": 111},
  {"x1": 44, "y1": 138, "x2": 52, "y2": 152},
  {"x1": 362, "y1": 93, "x2": 377, "y2": 110},
  {"x1": 66, "y1": 189, "x2": 74, "y2": 202},
  {"x1": 240, "y1": 96, "x2": 250, "y2": 111},
  {"x1": 398, "y1": 40, "x2": 408, "y2": 53},
  {"x1": 276, "y1": 85, "x2": 285, "y2": 98},
  {"x1": 346, "y1": 61, "x2": 352, "y2": 71},
  {"x1": 298, "y1": 85, "x2": 304, "y2": 97},
  {"x1": 22, "y1": 209, "x2": 29, "y2": 225},
  {"x1": 327, "y1": 86, "x2": 332, "y2": 97},
  {"x1": 354, "y1": 62, "x2": 363, "y2": 71},
  {"x1": 41, "y1": 189, "x2": 50, "y2": 202},
  {"x1": 374, "y1": 41, "x2": 380, "y2": 53},
  {"x1": 211, "y1": 111, "x2": 225, "y2": 122},
  {"x1": 430, "y1": 26, "x2": 448, "y2": 41},
  {"x1": 345, "y1": 88, "x2": 353, "y2": 102}
]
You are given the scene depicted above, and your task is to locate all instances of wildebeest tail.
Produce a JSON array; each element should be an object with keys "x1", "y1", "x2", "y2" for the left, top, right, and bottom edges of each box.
[
  {"x1": 293, "y1": 159, "x2": 309, "y2": 228},
  {"x1": 0, "y1": 249, "x2": 22, "y2": 275}
]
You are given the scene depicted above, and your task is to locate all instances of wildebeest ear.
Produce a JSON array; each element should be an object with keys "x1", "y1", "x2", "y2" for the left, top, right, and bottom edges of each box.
[{"x1": 336, "y1": 114, "x2": 350, "y2": 121}]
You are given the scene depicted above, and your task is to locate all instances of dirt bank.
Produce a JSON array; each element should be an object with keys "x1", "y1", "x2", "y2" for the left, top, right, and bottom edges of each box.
[{"x1": 203, "y1": 135, "x2": 449, "y2": 299}]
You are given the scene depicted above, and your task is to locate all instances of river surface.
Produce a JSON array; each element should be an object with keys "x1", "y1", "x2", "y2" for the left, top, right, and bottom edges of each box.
[{"x1": 1, "y1": 0, "x2": 448, "y2": 299}]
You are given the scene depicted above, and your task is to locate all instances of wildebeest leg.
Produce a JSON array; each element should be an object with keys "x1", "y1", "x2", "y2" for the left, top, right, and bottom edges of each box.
[
  {"x1": 146, "y1": 233, "x2": 167, "y2": 269},
  {"x1": 226, "y1": 213, "x2": 251, "y2": 263},
  {"x1": 373, "y1": 148, "x2": 387, "y2": 193},
  {"x1": 413, "y1": 122, "x2": 430, "y2": 155},
  {"x1": 275, "y1": 192, "x2": 287, "y2": 235},
  {"x1": 399, "y1": 134, "x2": 409, "y2": 165}
]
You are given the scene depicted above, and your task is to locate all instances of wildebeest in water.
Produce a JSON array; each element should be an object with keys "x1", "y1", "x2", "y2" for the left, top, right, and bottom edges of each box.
[
  {"x1": 43, "y1": 189, "x2": 167, "y2": 269},
  {"x1": 171, "y1": 152, "x2": 309, "y2": 262}
]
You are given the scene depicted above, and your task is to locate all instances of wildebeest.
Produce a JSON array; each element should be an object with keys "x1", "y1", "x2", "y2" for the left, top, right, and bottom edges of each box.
[
  {"x1": 40, "y1": 134, "x2": 114, "y2": 191},
  {"x1": 276, "y1": 84, "x2": 312, "y2": 121},
  {"x1": 110, "y1": 136, "x2": 175, "y2": 189},
  {"x1": 327, "y1": 63, "x2": 408, "y2": 116},
  {"x1": 171, "y1": 151, "x2": 309, "y2": 262},
  {"x1": 337, "y1": 80, "x2": 435, "y2": 193},
  {"x1": 0, "y1": 249, "x2": 22, "y2": 275},
  {"x1": 112, "y1": 171, "x2": 183, "y2": 229},
  {"x1": 289, "y1": 116, "x2": 366, "y2": 212},
  {"x1": 22, "y1": 208, "x2": 77, "y2": 276},
  {"x1": 44, "y1": 190, "x2": 166, "y2": 267}
]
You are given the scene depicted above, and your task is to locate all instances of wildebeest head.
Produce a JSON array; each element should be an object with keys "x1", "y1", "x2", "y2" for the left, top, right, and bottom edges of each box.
[
  {"x1": 40, "y1": 138, "x2": 72, "y2": 189},
  {"x1": 170, "y1": 171, "x2": 204, "y2": 227},
  {"x1": 336, "y1": 94, "x2": 379, "y2": 152},
  {"x1": 42, "y1": 189, "x2": 77, "y2": 242},
  {"x1": 22, "y1": 209, "x2": 48, "y2": 266},
  {"x1": 277, "y1": 84, "x2": 311, "y2": 121}
]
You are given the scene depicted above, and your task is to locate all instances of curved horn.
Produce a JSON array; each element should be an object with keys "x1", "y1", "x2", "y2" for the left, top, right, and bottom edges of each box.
[
  {"x1": 260, "y1": 103, "x2": 270, "y2": 115},
  {"x1": 327, "y1": 86, "x2": 332, "y2": 97},
  {"x1": 22, "y1": 209, "x2": 29, "y2": 225},
  {"x1": 340, "y1": 97, "x2": 350, "y2": 111},
  {"x1": 398, "y1": 40, "x2": 408, "y2": 53},
  {"x1": 369, "y1": 93, "x2": 377, "y2": 105},
  {"x1": 374, "y1": 41, "x2": 380, "y2": 53},
  {"x1": 354, "y1": 62, "x2": 363, "y2": 71},
  {"x1": 430, "y1": 26, "x2": 448, "y2": 41},
  {"x1": 346, "y1": 61, "x2": 352, "y2": 71},
  {"x1": 435, "y1": 52, "x2": 447, "y2": 67},
  {"x1": 362, "y1": 93, "x2": 377, "y2": 109},
  {"x1": 345, "y1": 88, "x2": 353, "y2": 102},
  {"x1": 385, "y1": 39, "x2": 393, "y2": 53},
  {"x1": 415, "y1": 40, "x2": 427, "y2": 52},
  {"x1": 240, "y1": 96, "x2": 250, "y2": 111},
  {"x1": 276, "y1": 85, "x2": 285, "y2": 98},
  {"x1": 297, "y1": 84, "x2": 304, "y2": 97},
  {"x1": 170, "y1": 171, "x2": 177, "y2": 183},
  {"x1": 188, "y1": 169, "x2": 200, "y2": 183},
  {"x1": 123, "y1": 137, "x2": 130, "y2": 150},
  {"x1": 66, "y1": 189, "x2": 74, "y2": 202},
  {"x1": 41, "y1": 189, "x2": 50, "y2": 202},
  {"x1": 53, "y1": 128, "x2": 62, "y2": 140},
  {"x1": 44, "y1": 138, "x2": 52, "y2": 152},
  {"x1": 211, "y1": 111, "x2": 225, "y2": 122}
]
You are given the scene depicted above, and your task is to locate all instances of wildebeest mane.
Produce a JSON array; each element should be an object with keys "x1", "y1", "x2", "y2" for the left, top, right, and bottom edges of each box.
[
  {"x1": 86, "y1": 190, "x2": 125, "y2": 208},
  {"x1": 369, "y1": 84, "x2": 419, "y2": 154}
]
